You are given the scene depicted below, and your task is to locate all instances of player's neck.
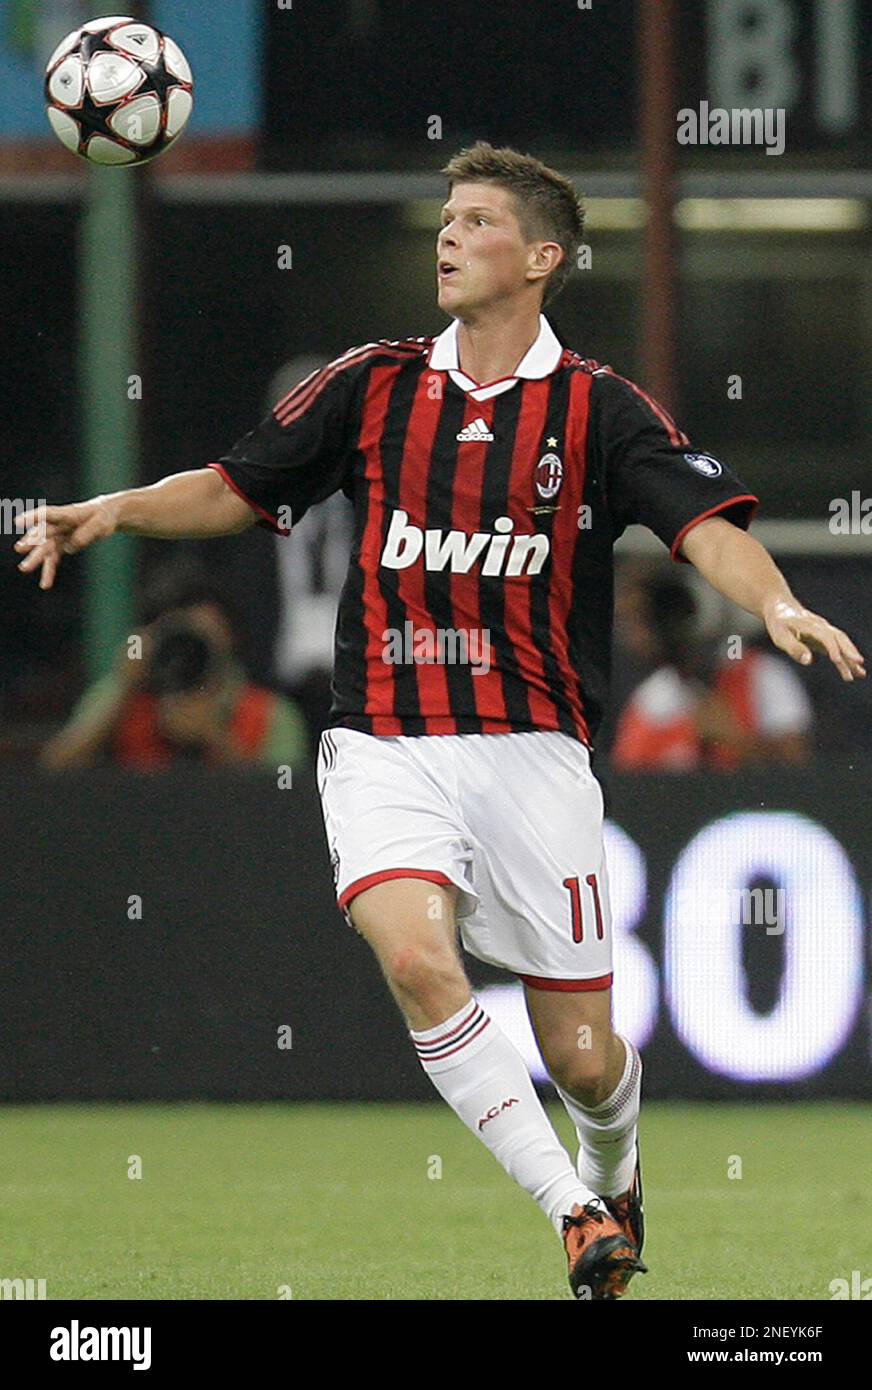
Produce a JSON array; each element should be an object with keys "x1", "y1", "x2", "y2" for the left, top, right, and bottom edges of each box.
[{"x1": 455, "y1": 304, "x2": 543, "y2": 386}]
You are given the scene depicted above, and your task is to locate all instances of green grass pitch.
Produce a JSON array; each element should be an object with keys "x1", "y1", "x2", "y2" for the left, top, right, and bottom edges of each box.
[{"x1": 3, "y1": 1101, "x2": 870, "y2": 1300}]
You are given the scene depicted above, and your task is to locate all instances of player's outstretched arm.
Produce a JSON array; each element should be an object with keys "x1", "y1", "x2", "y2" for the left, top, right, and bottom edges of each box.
[
  {"x1": 679, "y1": 516, "x2": 866, "y2": 682},
  {"x1": 14, "y1": 468, "x2": 254, "y2": 590}
]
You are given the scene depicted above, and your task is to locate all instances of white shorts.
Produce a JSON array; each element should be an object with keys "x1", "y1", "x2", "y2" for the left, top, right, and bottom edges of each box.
[{"x1": 316, "y1": 727, "x2": 613, "y2": 991}]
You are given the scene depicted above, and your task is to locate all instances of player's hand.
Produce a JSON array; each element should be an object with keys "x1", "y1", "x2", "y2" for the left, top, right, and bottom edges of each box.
[
  {"x1": 763, "y1": 599, "x2": 866, "y2": 682},
  {"x1": 13, "y1": 495, "x2": 119, "y2": 590}
]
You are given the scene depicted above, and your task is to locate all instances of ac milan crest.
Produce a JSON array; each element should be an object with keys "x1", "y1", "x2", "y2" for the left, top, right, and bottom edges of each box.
[{"x1": 535, "y1": 452, "x2": 563, "y2": 500}]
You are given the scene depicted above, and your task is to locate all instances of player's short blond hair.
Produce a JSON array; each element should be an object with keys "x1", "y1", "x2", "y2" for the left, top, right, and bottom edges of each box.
[{"x1": 441, "y1": 141, "x2": 585, "y2": 305}]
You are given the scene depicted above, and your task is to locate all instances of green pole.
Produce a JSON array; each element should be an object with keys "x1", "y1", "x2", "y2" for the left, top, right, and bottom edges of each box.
[{"x1": 79, "y1": 164, "x2": 138, "y2": 680}]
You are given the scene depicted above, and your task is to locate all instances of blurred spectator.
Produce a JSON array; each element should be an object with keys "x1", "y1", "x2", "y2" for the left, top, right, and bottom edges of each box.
[
  {"x1": 267, "y1": 356, "x2": 354, "y2": 749},
  {"x1": 611, "y1": 566, "x2": 813, "y2": 771},
  {"x1": 39, "y1": 568, "x2": 307, "y2": 771}
]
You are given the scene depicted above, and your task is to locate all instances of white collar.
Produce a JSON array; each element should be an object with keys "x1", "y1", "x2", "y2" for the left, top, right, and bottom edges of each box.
[{"x1": 428, "y1": 314, "x2": 564, "y2": 402}]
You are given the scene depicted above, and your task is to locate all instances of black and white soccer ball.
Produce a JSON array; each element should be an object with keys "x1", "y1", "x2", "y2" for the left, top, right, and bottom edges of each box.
[{"x1": 44, "y1": 15, "x2": 193, "y2": 165}]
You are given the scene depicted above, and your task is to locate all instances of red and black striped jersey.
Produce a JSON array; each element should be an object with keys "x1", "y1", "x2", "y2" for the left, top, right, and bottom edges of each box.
[{"x1": 209, "y1": 316, "x2": 758, "y2": 748}]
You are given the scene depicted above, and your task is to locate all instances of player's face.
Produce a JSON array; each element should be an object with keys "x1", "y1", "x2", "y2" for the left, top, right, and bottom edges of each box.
[{"x1": 436, "y1": 183, "x2": 535, "y2": 316}]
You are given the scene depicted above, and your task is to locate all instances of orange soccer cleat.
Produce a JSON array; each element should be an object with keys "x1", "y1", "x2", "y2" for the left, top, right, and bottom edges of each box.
[
  {"x1": 604, "y1": 1142, "x2": 645, "y2": 1258},
  {"x1": 561, "y1": 1199, "x2": 647, "y2": 1300}
]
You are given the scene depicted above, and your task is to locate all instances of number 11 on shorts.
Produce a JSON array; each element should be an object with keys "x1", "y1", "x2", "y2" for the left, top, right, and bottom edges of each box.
[{"x1": 563, "y1": 874, "x2": 604, "y2": 943}]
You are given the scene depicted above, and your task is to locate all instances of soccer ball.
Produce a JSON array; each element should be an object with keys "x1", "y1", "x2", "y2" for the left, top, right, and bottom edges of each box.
[{"x1": 44, "y1": 15, "x2": 193, "y2": 166}]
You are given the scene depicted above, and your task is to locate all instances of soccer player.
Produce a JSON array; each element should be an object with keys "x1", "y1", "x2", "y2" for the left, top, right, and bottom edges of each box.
[{"x1": 16, "y1": 142, "x2": 866, "y2": 1300}]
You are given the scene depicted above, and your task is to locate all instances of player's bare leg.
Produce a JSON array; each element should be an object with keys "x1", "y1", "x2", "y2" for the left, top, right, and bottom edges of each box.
[
  {"x1": 349, "y1": 878, "x2": 470, "y2": 1028},
  {"x1": 349, "y1": 877, "x2": 632, "y2": 1267},
  {"x1": 525, "y1": 984, "x2": 646, "y2": 1267}
]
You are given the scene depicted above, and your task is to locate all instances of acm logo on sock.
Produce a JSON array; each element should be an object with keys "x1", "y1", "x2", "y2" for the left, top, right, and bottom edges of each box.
[{"x1": 478, "y1": 1096, "x2": 520, "y2": 1131}]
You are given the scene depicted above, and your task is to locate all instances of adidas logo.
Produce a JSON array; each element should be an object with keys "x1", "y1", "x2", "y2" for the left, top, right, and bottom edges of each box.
[{"x1": 456, "y1": 417, "x2": 494, "y2": 442}]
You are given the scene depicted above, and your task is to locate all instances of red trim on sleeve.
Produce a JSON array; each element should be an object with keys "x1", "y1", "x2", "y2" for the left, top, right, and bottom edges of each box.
[
  {"x1": 519, "y1": 971, "x2": 613, "y2": 992},
  {"x1": 338, "y1": 867, "x2": 456, "y2": 911},
  {"x1": 670, "y1": 494, "x2": 759, "y2": 564},
  {"x1": 274, "y1": 342, "x2": 419, "y2": 425},
  {"x1": 206, "y1": 462, "x2": 291, "y2": 536},
  {"x1": 601, "y1": 368, "x2": 690, "y2": 447}
]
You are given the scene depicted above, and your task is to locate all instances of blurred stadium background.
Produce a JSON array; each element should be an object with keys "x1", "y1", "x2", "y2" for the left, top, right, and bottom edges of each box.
[{"x1": 1, "y1": 0, "x2": 871, "y2": 1299}]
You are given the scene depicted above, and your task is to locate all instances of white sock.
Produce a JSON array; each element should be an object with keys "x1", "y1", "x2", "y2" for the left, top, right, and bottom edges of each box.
[
  {"x1": 556, "y1": 1035, "x2": 642, "y2": 1199},
  {"x1": 411, "y1": 998, "x2": 603, "y2": 1235}
]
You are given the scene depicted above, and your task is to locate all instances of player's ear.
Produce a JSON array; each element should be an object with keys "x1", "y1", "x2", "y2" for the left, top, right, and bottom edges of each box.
[{"x1": 527, "y1": 241, "x2": 563, "y2": 285}]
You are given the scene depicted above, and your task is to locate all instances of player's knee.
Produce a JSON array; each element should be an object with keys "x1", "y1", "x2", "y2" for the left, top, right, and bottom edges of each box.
[
  {"x1": 545, "y1": 1048, "x2": 610, "y2": 1102},
  {"x1": 382, "y1": 936, "x2": 465, "y2": 1008}
]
